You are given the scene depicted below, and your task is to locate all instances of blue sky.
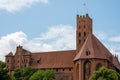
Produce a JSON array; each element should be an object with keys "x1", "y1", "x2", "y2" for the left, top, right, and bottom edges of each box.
[{"x1": 0, "y1": 0, "x2": 120, "y2": 61}]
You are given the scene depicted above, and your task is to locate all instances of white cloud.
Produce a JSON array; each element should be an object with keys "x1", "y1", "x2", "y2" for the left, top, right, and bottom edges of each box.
[
  {"x1": 0, "y1": 25, "x2": 76, "y2": 61},
  {"x1": 0, "y1": 0, "x2": 48, "y2": 13},
  {"x1": 94, "y1": 31, "x2": 120, "y2": 60},
  {"x1": 109, "y1": 36, "x2": 120, "y2": 42},
  {"x1": 1, "y1": 26, "x2": 120, "y2": 62}
]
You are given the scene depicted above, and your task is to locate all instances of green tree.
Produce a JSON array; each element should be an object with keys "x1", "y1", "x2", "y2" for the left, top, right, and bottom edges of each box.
[
  {"x1": 13, "y1": 68, "x2": 22, "y2": 80},
  {"x1": 21, "y1": 67, "x2": 37, "y2": 80},
  {"x1": 43, "y1": 70, "x2": 55, "y2": 80},
  {"x1": 89, "y1": 67, "x2": 120, "y2": 80},
  {"x1": 13, "y1": 67, "x2": 37, "y2": 80},
  {"x1": 0, "y1": 61, "x2": 10, "y2": 80},
  {"x1": 29, "y1": 69, "x2": 55, "y2": 80}
]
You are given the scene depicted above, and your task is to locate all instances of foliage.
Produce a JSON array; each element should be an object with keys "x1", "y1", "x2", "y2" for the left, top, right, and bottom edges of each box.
[
  {"x1": 89, "y1": 67, "x2": 120, "y2": 80},
  {"x1": 0, "y1": 60, "x2": 55, "y2": 80},
  {"x1": 29, "y1": 69, "x2": 55, "y2": 80},
  {"x1": 13, "y1": 68, "x2": 22, "y2": 80},
  {"x1": 21, "y1": 67, "x2": 37, "y2": 80},
  {"x1": 0, "y1": 61, "x2": 10, "y2": 80},
  {"x1": 13, "y1": 67, "x2": 37, "y2": 80}
]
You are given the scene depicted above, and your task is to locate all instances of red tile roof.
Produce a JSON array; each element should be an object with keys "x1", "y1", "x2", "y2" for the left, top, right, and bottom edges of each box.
[
  {"x1": 74, "y1": 33, "x2": 113, "y2": 61},
  {"x1": 31, "y1": 50, "x2": 76, "y2": 69}
]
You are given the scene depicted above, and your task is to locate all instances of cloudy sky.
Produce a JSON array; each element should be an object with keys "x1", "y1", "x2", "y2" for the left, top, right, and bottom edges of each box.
[{"x1": 0, "y1": 0, "x2": 120, "y2": 61}]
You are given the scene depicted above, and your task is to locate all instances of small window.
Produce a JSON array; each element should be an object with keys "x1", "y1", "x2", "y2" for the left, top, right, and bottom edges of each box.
[
  {"x1": 85, "y1": 51, "x2": 90, "y2": 56},
  {"x1": 79, "y1": 40, "x2": 81, "y2": 44},
  {"x1": 69, "y1": 68, "x2": 71, "y2": 71},
  {"x1": 24, "y1": 64, "x2": 26, "y2": 67},
  {"x1": 37, "y1": 60, "x2": 40, "y2": 63},
  {"x1": 37, "y1": 58, "x2": 41, "y2": 64},
  {"x1": 7, "y1": 59, "x2": 9, "y2": 63},
  {"x1": 96, "y1": 63, "x2": 102, "y2": 70},
  {"x1": 84, "y1": 39, "x2": 86, "y2": 42},
  {"x1": 56, "y1": 69, "x2": 58, "y2": 72},
  {"x1": 84, "y1": 32, "x2": 86, "y2": 37},
  {"x1": 84, "y1": 25, "x2": 86, "y2": 28},
  {"x1": 79, "y1": 32, "x2": 81, "y2": 37}
]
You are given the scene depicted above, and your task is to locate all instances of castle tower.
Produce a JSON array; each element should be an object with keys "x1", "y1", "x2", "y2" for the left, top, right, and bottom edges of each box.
[
  {"x1": 14, "y1": 45, "x2": 24, "y2": 69},
  {"x1": 5, "y1": 52, "x2": 14, "y2": 72},
  {"x1": 76, "y1": 14, "x2": 92, "y2": 52}
]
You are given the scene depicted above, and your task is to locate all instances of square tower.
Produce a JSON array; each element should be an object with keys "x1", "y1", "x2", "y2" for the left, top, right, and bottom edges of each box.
[{"x1": 76, "y1": 14, "x2": 92, "y2": 52}]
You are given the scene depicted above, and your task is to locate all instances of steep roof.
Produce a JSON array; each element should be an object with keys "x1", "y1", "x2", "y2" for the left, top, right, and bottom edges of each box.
[
  {"x1": 74, "y1": 33, "x2": 112, "y2": 61},
  {"x1": 112, "y1": 56, "x2": 120, "y2": 70},
  {"x1": 6, "y1": 52, "x2": 14, "y2": 57},
  {"x1": 30, "y1": 50, "x2": 76, "y2": 69}
]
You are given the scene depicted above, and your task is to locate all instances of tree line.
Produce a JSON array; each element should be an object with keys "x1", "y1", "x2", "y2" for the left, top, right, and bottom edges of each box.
[{"x1": 0, "y1": 61, "x2": 55, "y2": 80}]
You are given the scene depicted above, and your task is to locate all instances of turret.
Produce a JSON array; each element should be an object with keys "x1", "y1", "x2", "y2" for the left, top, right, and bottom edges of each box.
[{"x1": 5, "y1": 52, "x2": 14, "y2": 72}]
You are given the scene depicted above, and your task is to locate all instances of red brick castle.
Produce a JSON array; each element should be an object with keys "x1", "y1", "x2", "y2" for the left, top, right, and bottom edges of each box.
[{"x1": 5, "y1": 14, "x2": 120, "y2": 80}]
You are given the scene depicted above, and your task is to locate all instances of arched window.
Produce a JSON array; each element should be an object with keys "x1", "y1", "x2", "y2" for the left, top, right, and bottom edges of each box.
[
  {"x1": 84, "y1": 61, "x2": 91, "y2": 80},
  {"x1": 76, "y1": 64, "x2": 79, "y2": 80},
  {"x1": 85, "y1": 50, "x2": 90, "y2": 56},
  {"x1": 96, "y1": 63, "x2": 102, "y2": 70}
]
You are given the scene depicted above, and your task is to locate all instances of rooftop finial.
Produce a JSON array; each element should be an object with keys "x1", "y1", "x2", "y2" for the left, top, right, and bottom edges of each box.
[{"x1": 83, "y1": 2, "x2": 88, "y2": 14}]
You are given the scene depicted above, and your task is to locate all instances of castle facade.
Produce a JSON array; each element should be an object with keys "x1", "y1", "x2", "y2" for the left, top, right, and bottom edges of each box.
[{"x1": 6, "y1": 14, "x2": 120, "y2": 80}]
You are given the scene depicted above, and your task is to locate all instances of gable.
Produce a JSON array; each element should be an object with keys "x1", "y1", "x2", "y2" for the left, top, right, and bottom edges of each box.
[{"x1": 74, "y1": 33, "x2": 112, "y2": 61}]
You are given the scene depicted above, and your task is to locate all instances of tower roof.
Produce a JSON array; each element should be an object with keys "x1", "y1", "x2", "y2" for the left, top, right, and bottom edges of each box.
[
  {"x1": 6, "y1": 52, "x2": 14, "y2": 57},
  {"x1": 74, "y1": 33, "x2": 113, "y2": 61}
]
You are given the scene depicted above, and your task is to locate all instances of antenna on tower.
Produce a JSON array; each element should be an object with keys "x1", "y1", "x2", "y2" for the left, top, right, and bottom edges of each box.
[{"x1": 83, "y1": 2, "x2": 88, "y2": 14}]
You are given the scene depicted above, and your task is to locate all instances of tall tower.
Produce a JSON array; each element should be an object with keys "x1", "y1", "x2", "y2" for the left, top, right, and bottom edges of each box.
[{"x1": 76, "y1": 14, "x2": 92, "y2": 52}]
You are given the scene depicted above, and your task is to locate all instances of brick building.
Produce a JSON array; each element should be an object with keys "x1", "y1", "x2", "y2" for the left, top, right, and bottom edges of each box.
[{"x1": 6, "y1": 14, "x2": 120, "y2": 80}]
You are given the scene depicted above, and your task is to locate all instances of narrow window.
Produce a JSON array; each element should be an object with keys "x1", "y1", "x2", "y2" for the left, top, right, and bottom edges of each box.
[
  {"x1": 84, "y1": 61, "x2": 91, "y2": 80},
  {"x1": 56, "y1": 69, "x2": 58, "y2": 72},
  {"x1": 96, "y1": 63, "x2": 102, "y2": 70},
  {"x1": 84, "y1": 39, "x2": 86, "y2": 42},
  {"x1": 37, "y1": 58, "x2": 41, "y2": 64},
  {"x1": 79, "y1": 32, "x2": 81, "y2": 37},
  {"x1": 84, "y1": 32, "x2": 86, "y2": 37},
  {"x1": 79, "y1": 40, "x2": 81, "y2": 44},
  {"x1": 84, "y1": 25, "x2": 86, "y2": 28},
  {"x1": 85, "y1": 51, "x2": 90, "y2": 56},
  {"x1": 7, "y1": 59, "x2": 9, "y2": 63}
]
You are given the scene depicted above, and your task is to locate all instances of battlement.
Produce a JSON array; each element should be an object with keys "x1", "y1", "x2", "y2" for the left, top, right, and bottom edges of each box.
[
  {"x1": 16, "y1": 45, "x2": 23, "y2": 52},
  {"x1": 77, "y1": 14, "x2": 91, "y2": 21}
]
